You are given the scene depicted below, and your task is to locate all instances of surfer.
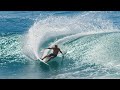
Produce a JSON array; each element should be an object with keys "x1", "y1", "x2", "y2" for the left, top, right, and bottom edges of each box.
[{"x1": 41, "y1": 45, "x2": 63, "y2": 61}]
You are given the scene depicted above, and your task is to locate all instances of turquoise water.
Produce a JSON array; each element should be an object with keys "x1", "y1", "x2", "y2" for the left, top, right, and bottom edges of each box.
[{"x1": 1, "y1": 11, "x2": 120, "y2": 79}]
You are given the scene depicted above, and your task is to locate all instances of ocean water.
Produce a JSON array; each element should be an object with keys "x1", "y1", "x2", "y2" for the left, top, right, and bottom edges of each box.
[{"x1": 1, "y1": 11, "x2": 120, "y2": 79}]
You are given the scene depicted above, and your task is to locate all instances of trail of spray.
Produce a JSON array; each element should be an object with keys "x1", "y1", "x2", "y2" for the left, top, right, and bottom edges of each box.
[
  {"x1": 42, "y1": 30, "x2": 120, "y2": 58},
  {"x1": 23, "y1": 11, "x2": 119, "y2": 60}
]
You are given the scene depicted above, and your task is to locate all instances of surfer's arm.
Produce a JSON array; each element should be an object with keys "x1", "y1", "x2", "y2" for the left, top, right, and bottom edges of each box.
[
  {"x1": 46, "y1": 48, "x2": 53, "y2": 49},
  {"x1": 59, "y1": 49, "x2": 63, "y2": 55},
  {"x1": 59, "y1": 49, "x2": 64, "y2": 59}
]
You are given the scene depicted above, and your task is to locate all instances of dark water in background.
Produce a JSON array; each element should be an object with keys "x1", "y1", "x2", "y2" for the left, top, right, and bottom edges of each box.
[{"x1": 1, "y1": 11, "x2": 120, "y2": 79}]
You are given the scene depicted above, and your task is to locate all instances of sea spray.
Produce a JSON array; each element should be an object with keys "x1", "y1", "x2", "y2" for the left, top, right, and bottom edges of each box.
[{"x1": 23, "y1": 12, "x2": 118, "y2": 60}]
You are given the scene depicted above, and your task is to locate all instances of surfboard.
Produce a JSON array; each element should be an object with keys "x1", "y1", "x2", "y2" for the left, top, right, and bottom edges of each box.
[{"x1": 38, "y1": 58, "x2": 49, "y2": 66}]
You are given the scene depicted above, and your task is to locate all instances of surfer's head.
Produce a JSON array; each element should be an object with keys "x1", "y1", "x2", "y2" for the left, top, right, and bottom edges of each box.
[{"x1": 55, "y1": 45, "x2": 58, "y2": 48}]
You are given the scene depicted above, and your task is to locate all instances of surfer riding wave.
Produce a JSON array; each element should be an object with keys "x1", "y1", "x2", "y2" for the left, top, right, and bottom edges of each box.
[{"x1": 41, "y1": 45, "x2": 63, "y2": 61}]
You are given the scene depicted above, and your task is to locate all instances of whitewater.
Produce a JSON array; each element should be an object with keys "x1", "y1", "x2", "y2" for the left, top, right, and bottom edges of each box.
[{"x1": 1, "y1": 11, "x2": 120, "y2": 79}]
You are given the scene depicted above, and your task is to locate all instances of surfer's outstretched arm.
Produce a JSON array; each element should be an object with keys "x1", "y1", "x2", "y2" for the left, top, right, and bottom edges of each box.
[
  {"x1": 59, "y1": 49, "x2": 63, "y2": 55},
  {"x1": 46, "y1": 48, "x2": 54, "y2": 49},
  {"x1": 59, "y1": 49, "x2": 64, "y2": 59}
]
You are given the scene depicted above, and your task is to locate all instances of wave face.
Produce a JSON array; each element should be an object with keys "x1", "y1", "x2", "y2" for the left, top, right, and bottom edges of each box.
[{"x1": 1, "y1": 11, "x2": 120, "y2": 79}]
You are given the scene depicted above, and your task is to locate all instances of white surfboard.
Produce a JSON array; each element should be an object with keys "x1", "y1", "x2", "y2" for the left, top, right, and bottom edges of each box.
[{"x1": 38, "y1": 58, "x2": 49, "y2": 65}]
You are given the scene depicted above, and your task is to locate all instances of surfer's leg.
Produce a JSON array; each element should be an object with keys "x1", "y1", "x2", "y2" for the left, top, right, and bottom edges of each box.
[
  {"x1": 47, "y1": 55, "x2": 57, "y2": 61},
  {"x1": 42, "y1": 55, "x2": 50, "y2": 60},
  {"x1": 47, "y1": 57, "x2": 54, "y2": 62},
  {"x1": 42, "y1": 54, "x2": 56, "y2": 60}
]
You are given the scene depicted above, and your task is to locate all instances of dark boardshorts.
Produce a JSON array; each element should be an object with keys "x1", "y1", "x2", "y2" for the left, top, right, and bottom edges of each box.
[{"x1": 49, "y1": 53, "x2": 57, "y2": 57}]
